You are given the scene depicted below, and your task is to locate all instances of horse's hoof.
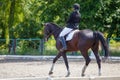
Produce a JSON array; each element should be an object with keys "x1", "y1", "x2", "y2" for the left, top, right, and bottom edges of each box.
[
  {"x1": 102, "y1": 57, "x2": 108, "y2": 63},
  {"x1": 49, "y1": 71, "x2": 53, "y2": 75},
  {"x1": 99, "y1": 73, "x2": 101, "y2": 76},
  {"x1": 81, "y1": 74, "x2": 85, "y2": 77},
  {"x1": 65, "y1": 72, "x2": 70, "y2": 77}
]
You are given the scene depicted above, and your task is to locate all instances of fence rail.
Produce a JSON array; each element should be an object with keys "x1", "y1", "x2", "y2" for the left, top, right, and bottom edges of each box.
[
  {"x1": 0, "y1": 38, "x2": 120, "y2": 56},
  {"x1": 0, "y1": 39, "x2": 45, "y2": 55}
]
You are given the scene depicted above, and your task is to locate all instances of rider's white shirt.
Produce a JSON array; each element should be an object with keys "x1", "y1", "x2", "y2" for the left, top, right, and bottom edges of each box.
[{"x1": 59, "y1": 27, "x2": 73, "y2": 37}]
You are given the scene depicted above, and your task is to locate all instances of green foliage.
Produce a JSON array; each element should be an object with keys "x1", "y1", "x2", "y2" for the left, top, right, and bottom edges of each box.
[
  {"x1": 0, "y1": 0, "x2": 120, "y2": 40},
  {"x1": 44, "y1": 37, "x2": 57, "y2": 55},
  {"x1": 95, "y1": 0, "x2": 120, "y2": 38}
]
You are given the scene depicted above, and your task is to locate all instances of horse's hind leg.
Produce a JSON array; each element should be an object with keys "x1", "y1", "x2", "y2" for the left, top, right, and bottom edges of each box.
[
  {"x1": 91, "y1": 43, "x2": 101, "y2": 76},
  {"x1": 81, "y1": 51, "x2": 91, "y2": 76},
  {"x1": 49, "y1": 52, "x2": 61, "y2": 75}
]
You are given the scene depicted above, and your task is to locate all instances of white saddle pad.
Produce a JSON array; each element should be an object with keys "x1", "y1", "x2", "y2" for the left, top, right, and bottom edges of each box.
[{"x1": 66, "y1": 30, "x2": 78, "y2": 41}]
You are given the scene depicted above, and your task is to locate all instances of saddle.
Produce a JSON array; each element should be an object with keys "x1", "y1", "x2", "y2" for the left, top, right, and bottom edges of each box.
[{"x1": 65, "y1": 30, "x2": 79, "y2": 41}]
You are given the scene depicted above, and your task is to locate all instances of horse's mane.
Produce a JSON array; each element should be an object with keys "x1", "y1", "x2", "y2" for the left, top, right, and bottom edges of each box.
[{"x1": 49, "y1": 22, "x2": 62, "y2": 29}]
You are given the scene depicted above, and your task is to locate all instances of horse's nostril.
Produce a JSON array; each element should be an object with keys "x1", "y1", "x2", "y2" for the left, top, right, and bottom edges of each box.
[{"x1": 44, "y1": 37, "x2": 48, "y2": 42}]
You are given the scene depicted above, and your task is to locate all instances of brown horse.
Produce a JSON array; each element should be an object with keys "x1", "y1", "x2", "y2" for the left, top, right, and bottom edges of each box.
[{"x1": 44, "y1": 22, "x2": 109, "y2": 77}]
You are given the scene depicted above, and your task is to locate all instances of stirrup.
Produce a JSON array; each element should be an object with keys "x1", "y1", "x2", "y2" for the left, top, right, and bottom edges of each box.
[{"x1": 60, "y1": 47, "x2": 67, "y2": 52}]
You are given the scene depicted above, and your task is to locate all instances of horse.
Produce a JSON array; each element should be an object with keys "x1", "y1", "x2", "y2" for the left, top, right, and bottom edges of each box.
[{"x1": 43, "y1": 22, "x2": 109, "y2": 77}]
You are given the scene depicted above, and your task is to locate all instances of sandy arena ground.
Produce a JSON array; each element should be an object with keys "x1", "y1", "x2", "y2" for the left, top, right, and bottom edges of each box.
[{"x1": 0, "y1": 58, "x2": 120, "y2": 79}]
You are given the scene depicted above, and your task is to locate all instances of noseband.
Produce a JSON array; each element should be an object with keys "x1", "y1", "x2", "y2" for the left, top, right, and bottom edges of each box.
[{"x1": 45, "y1": 28, "x2": 60, "y2": 40}]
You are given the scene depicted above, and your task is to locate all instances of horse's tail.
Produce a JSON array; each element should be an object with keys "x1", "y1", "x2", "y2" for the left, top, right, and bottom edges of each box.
[{"x1": 94, "y1": 31, "x2": 109, "y2": 58}]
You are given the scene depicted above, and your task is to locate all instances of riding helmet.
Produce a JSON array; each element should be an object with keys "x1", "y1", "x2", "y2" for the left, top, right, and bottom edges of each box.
[{"x1": 73, "y1": 3, "x2": 80, "y2": 10}]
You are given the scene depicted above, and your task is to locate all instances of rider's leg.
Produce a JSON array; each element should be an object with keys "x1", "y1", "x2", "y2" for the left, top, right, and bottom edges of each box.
[
  {"x1": 59, "y1": 36, "x2": 67, "y2": 51},
  {"x1": 59, "y1": 27, "x2": 72, "y2": 51}
]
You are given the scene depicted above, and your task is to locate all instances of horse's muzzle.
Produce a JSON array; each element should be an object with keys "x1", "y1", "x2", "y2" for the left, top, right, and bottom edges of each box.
[
  {"x1": 44, "y1": 37, "x2": 48, "y2": 42},
  {"x1": 45, "y1": 38, "x2": 48, "y2": 42}
]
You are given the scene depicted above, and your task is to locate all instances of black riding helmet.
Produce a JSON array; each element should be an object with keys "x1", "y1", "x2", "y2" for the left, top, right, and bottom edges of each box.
[{"x1": 73, "y1": 3, "x2": 80, "y2": 10}]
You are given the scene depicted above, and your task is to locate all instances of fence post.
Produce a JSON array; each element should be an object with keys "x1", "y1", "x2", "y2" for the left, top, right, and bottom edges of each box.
[
  {"x1": 8, "y1": 39, "x2": 12, "y2": 54},
  {"x1": 9, "y1": 39, "x2": 16, "y2": 55},
  {"x1": 13, "y1": 39, "x2": 16, "y2": 55},
  {"x1": 39, "y1": 39, "x2": 44, "y2": 55}
]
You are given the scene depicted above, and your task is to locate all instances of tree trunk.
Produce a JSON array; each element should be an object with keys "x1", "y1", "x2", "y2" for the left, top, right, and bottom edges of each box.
[{"x1": 6, "y1": 0, "x2": 16, "y2": 45}]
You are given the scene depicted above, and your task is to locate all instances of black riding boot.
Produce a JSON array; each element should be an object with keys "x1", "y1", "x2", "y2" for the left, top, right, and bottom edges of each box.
[{"x1": 59, "y1": 37, "x2": 67, "y2": 51}]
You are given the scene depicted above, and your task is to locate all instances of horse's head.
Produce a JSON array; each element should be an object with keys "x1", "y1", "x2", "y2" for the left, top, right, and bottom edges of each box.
[
  {"x1": 44, "y1": 23, "x2": 52, "y2": 41},
  {"x1": 44, "y1": 22, "x2": 62, "y2": 41}
]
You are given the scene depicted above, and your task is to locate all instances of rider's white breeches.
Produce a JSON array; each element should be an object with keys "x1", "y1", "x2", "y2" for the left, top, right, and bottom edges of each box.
[{"x1": 59, "y1": 27, "x2": 73, "y2": 37}]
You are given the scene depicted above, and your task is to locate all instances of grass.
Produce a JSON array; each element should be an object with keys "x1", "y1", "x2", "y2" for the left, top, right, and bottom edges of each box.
[
  {"x1": 0, "y1": 47, "x2": 120, "y2": 56},
  {"x1": 109, "y1": 41, "x2": 120, "y2": 56}
]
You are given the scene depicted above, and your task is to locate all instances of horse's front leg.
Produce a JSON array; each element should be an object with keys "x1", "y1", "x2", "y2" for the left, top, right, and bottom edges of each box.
[
  {"x1": 62, "y1": 52, "x2": 70, "y2": 77},
  {"x1": 49, "y1": 52, "x2": 61, "y2": 75}
]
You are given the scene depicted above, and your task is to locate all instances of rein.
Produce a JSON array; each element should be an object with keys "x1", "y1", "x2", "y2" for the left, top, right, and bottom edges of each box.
[{"x1": 45, "y1": 27, "x2": 61, "y2": 40}]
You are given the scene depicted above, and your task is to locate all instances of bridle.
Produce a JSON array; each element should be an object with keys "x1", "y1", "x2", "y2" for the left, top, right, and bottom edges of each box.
[
  {"x1": 44, "y1": 29, "x2": 52, "y2": 41},
  {"x1": 44, "y1": 28, "x2": 60, "y2": 41}
]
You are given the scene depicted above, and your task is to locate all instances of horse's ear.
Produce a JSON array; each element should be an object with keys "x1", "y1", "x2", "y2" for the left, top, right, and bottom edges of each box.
[
  {"x1": 43, "y1": 23, "x2": 48, "y2": 27},
  {"x1": 43, "y1": 23, "x2": 46, "y2": 27}
]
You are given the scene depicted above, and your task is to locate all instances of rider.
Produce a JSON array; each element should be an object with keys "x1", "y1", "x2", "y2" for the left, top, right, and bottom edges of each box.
[{"x1": 59, "y1": 3, "x2": 81, "y2": 51}]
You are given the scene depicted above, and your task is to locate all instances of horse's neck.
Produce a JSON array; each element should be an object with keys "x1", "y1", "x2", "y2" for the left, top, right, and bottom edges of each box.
[{"x1": 52, "y1": 27, "x2": 62, "y2": 40}]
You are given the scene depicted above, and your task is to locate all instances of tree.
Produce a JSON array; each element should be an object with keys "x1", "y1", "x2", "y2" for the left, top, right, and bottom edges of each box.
[
  {"x1": 0, "y1": 0, "x2": 11, "y2": 45},
  {"x1": 0, "y1": 0, "x2": 119, "y2": 45},
  {"x1": 95, "y1": 0, "x2": 120, "y2": 38}
]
